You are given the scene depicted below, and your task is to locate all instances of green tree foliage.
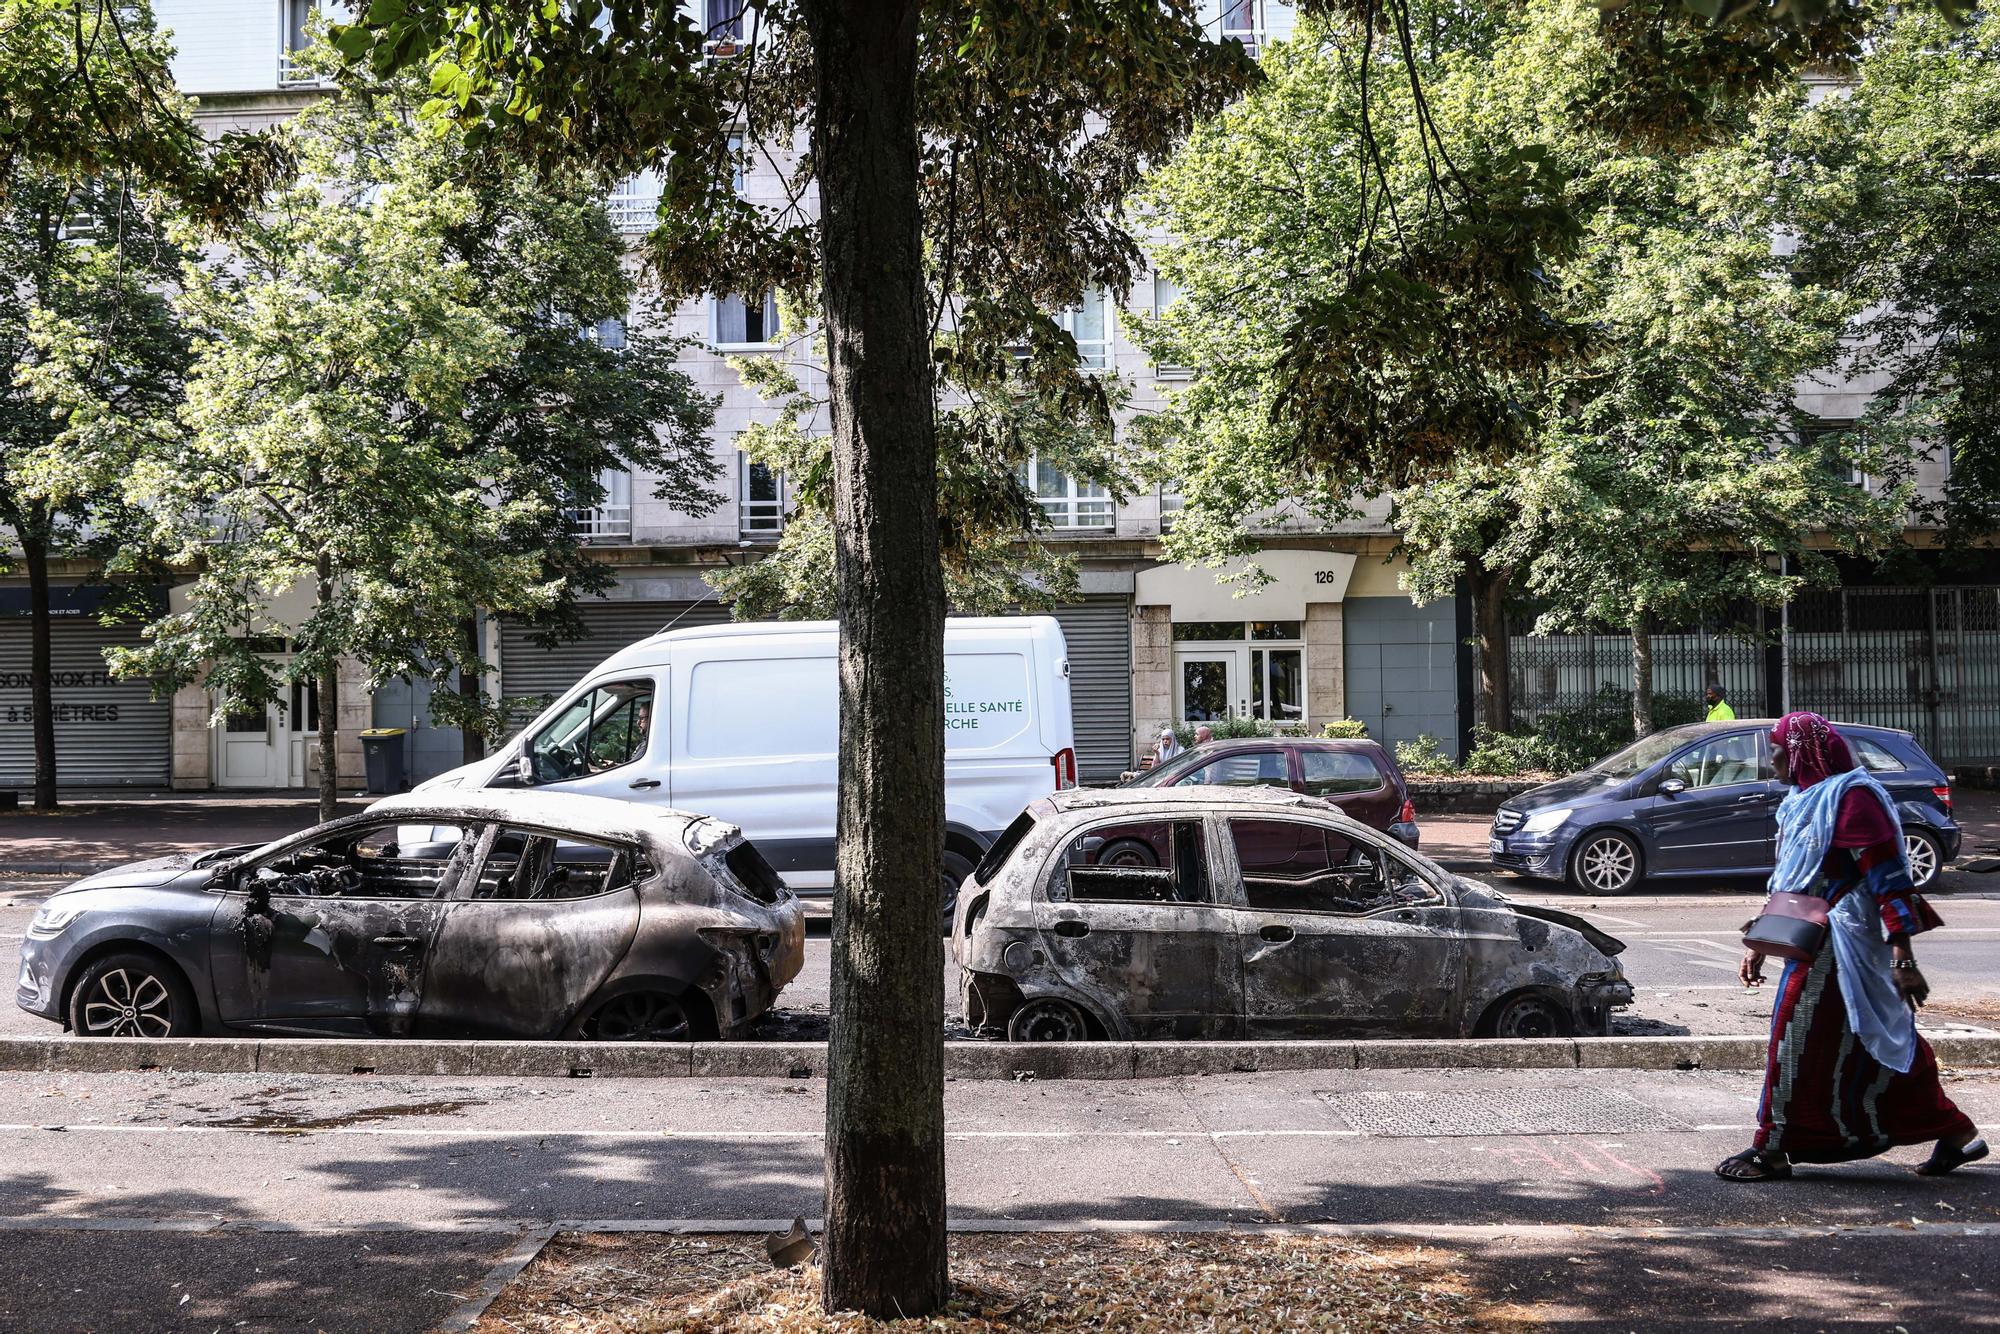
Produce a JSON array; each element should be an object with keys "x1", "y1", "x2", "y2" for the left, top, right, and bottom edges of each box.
[
  {"x1": 1781, "y1": 6, "x2": 2000, "y2": 544},
  {"x1": 1139, "y1": 0, "x2": 1905, "y2": 737},
  {"x1": 2, "y1": 170, "x2": 184, "y2": 808}
]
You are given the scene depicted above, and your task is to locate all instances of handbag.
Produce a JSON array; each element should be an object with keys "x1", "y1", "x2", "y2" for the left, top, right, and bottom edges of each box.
[{"x1": 1743, "y1": 891, "x2": 1830, "y2": 963}]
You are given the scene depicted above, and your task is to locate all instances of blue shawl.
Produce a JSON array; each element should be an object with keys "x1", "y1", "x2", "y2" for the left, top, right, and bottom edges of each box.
[{"x1": 1770, "y1": 767, "x2": 1916, "y2": 1074}]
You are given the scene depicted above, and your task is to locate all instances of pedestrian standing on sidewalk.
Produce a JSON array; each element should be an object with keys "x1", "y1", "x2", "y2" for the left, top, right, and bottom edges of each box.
[
  {"x1": 1193, "y1": 724, "x2": 1215, "y2": 746},
  {"x1": 1704, "y1": 684, "x2": 1735, "y2": 722},
  {"x1": 1716, "y1": 711, "x2": 1985, "y2": 1182}
]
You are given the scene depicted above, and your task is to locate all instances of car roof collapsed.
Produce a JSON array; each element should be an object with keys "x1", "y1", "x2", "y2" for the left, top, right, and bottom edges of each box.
[{"x1": 366, "y1": 789, "x2": 727, "y2": 846}]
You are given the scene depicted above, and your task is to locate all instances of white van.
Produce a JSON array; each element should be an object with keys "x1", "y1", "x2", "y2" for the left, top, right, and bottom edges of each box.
[{"x1": 413, "y1": 616, "x2": 1077, "y2": 905}]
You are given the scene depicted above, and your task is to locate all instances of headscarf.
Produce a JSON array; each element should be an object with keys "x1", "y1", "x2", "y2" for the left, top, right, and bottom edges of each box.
[{"x1": 1770, "y1": 711, "x2": 1895, "y2": 848}]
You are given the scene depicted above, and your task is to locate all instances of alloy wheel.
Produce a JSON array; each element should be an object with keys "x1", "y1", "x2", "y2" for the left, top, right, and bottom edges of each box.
[
  {"x1": 79, "y1": 967, "x2": 174, "y2": 1038},
  {"x1": 590, "y1": 993, "x2": 692, "y2": 1042},
  {"x1": 1575, "y1": 835, "x2": 1639, "y2": 894},
  {"x1": 1904, "y1": 831, "x2": 1940, "y2": 889}
]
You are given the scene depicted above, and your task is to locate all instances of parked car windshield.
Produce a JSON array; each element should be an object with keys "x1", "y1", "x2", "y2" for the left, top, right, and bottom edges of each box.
[{"x1": 1589, "y1": 730, "x2": 1699, "y2": 780}]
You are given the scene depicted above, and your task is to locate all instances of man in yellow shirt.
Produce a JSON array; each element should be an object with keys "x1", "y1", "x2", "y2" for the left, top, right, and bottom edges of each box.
[{"x1": 1705, "y1": 685, "x2": 1736, "y2": 722}]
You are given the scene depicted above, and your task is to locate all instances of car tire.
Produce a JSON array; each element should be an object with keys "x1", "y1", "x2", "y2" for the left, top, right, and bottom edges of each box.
[
  {"x1": 1903, "y1": 827, "x2": 1943, "y2": 891},
  {"x1": 66, "y1": 951, "x2": 197, "y2": 1039},
  {"x1": 1568, "y1": 830, "x2": 1642, "y2": 895},
  {"x1": 1097, "y1": 838, "x2": 1159, "y2": 869},
  {"x1": 941, "y1": 849, "x2": 976, "y2": 934},
  {"x1": 587, "y1": 992, "x2": 693, "y2": 1042},
  {"x1": 1007, "y1": 997, "x2": 1092, "y2": 1042},
  {"x1": 1485, "y1": 991, "x2": 1572, "y2": 1040}
]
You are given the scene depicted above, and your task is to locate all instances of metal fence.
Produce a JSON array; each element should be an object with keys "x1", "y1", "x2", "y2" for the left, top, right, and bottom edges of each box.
[{"x1": 1490, "y1": 586, "x2": 2000, "y2": 766}]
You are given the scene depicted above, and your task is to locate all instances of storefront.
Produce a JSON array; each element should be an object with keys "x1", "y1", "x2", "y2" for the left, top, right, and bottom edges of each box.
[{"x1": 0, "y1": 586, "x2": 171, "y2": 789}]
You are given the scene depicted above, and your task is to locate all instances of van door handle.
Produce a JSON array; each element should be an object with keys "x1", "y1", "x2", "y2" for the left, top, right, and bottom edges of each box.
[
  {"x1": 629, "y1": 778, "x2": 661, "y2": 790},
  {"x1": 1259, "y1": 924, "x2": 1295, "y2": 943},
  {"x1": 1053, "y1": 919, "x2": 1089, "y2": 938}
]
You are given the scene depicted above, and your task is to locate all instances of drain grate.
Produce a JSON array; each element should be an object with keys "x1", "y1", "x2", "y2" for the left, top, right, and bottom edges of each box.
[{"x1": 1319, "y1": 1087, "x2": 1690, "y2": 1138}]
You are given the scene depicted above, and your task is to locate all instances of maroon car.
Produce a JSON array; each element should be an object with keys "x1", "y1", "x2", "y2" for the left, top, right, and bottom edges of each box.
[{"x1": 1119, "y1": 738, "x2": 1419, "y2": 853}]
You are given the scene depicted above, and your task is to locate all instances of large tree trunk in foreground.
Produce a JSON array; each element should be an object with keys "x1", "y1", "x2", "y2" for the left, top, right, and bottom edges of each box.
[
  {"x1": 1630, "y1": 616, "x2": 1655, "y2": 739},
  {"x1": 22, "y1": 525, "x2": 58, "y2": 811},
  {"x1": 459, "y1": 615, "x2": 486, "y2": 767},
  {"x1": 809, "y1": 0, "x2": 949, "y2": 1317},
  {"x1": 1472, "y1": 566, "x2": 1512, "y2": 733}
]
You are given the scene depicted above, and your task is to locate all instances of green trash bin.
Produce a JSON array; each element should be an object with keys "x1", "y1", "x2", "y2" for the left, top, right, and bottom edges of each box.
[{"x1": 360, "y1": 727, "x2": 410, "y2": 794}]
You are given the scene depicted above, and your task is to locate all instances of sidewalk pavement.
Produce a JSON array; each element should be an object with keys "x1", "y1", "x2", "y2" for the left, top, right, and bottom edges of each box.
[{"x1": 5, "y1": 785, "x2": 1998, "y2": 881}]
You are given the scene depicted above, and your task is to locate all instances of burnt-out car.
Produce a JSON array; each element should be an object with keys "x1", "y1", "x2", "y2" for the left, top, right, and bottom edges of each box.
[
  {"x1": 953, "y1": 787, "x2": 1632, "y2": 1042},
  {"x1": 16, "y1": 790, "x2": 803, "y2": 1041}
]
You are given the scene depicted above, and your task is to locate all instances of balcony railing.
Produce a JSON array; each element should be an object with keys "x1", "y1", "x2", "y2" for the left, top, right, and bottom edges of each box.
[
  {"x1": 278, "y1": 51, "x2": 329, "y2": 87},
  {"x1": 571, "y1": 504, "x2": 633, "y2": 543},
  {"x1": 1036, "y1": 496, "x2": 1114, "y2": 530},
  {"x1": 739, "y1": 499, "x2": 784, "y2": 537},
  {"x1": 608, "y1": 180, "x2": 661, "y2": 233}
]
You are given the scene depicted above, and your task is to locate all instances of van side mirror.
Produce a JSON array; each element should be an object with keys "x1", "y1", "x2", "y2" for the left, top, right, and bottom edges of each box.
[
  {"x1": 514, "y1": 754, "x2": 535, "y2": 787},
  {"x1": 1659, "y1": 777, "x2": 1686, "y2": 796}
]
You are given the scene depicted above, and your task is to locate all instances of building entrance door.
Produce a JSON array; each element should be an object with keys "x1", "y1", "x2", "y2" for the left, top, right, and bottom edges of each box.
[
  {"x1": 217, "y1": 696, "x2": 288, "y2": 788},
  {"x1": 1176, "y1": 651, "x2": 1240, "y2": 723}
]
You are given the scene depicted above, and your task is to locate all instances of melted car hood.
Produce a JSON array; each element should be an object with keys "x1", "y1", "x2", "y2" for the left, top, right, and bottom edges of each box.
[{"x1": 1453, "y1": 876, "x2": 1626, "y2": 957}]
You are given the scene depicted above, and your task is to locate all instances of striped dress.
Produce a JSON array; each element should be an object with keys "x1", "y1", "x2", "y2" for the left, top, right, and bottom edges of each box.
[{"x1": 1754, "y1": 841, "x2": 1973, "y2": 1162}]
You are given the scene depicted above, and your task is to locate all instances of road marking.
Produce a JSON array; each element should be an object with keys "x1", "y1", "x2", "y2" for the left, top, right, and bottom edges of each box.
[{"x1": 0, "y1": 1122, "x2": 1370, "y2": 1141}]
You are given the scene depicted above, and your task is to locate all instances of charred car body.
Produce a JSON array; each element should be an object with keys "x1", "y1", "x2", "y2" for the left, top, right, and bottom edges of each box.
[
  {"x1": 954, "y1": 788, "x2": 1631, "y2": 1041},
  {"x1": 16, "y1": 791, "x2": 803, "y2": 1041}
]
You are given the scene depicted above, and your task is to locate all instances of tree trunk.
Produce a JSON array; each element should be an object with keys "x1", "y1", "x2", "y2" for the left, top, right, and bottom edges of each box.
[
  {"x1": 22, "y1": 526, "x2": 59, "y2": 811},
  {"x1": 1471, "y1": 566, "x2": 1512, "y2": 733},
  {"x1": 315, "y1": 558, "x2": 341, "y2": 823},
  {"x1": 459, "y1": 615, "x2": 486, "y2": 767},
  {"x1": 808, "y1": 0, "x2": 949, "y2": 1317},
  {"x1": 1631, "y1": 616, "x2": 1654, "y2": 739}
]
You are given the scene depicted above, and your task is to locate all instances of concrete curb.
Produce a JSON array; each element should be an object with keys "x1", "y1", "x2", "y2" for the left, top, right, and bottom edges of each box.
[{"x1": 10, "y1": 1032, "x2": 2000, "y2": 1077}]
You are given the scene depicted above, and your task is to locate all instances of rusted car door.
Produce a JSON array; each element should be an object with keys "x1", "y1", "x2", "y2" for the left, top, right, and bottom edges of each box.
[
  {"x1": 209, "y1": 820, "x2": 473, "y2": 1036},
  {"x1": 1220, "y1": 815, "x2": 1461, "y2": 1038},
  {"x1": 414, "y1": 825, "x2": 641, "y2": 1038},
  {"x1": 1037, "y1": 816, "x2": 1237, "y2": 1038}
]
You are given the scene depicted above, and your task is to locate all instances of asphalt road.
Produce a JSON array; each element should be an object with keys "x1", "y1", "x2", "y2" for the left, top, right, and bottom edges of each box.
[
  {"x1": 4, "y1": 1066, "x2": 2000, "y2": 1330},
  {"x1": 9, "y1": 885, "x2": 2000, "y2": 1041}
]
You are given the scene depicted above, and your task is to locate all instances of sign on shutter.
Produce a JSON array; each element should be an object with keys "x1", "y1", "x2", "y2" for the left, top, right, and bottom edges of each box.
[{"x1": 0, "y1": 617, "x2": 171, "y2": 788}]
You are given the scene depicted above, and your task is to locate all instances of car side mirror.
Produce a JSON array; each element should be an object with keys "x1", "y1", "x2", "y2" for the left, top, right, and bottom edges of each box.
[
  {"x1": 512, "y1": 754, "x2": 534, "y2": 787},
  {"x1": 1660, "y1": 777, "x2": 1686, "y2": 796}
]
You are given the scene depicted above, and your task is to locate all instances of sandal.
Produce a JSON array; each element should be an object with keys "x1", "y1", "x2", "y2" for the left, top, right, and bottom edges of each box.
[
  {"x1": 1915, "y1": 1137, "x2": 1988, "y2": 1177},
  {"x1": 1715, "y1": 1148, "x2": 1792, "y2": 1182}
]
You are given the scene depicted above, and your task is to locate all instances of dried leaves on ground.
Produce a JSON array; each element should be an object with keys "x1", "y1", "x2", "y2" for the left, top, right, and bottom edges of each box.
[{"x1": 476, "y1": 1231, "x2": 1501, "y2": 1333}]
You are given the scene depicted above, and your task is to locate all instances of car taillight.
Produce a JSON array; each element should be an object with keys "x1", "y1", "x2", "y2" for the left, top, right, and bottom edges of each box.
[
  {"x1": 1398, "y1": 798, "x2": 1417, "y2": 825},
  {"x1": 1051, "y1": 747, "x2": 1078, "y2": 791},
  {"x1": 1934, "y1": 785, "x2": 1953, "y2": 814}
]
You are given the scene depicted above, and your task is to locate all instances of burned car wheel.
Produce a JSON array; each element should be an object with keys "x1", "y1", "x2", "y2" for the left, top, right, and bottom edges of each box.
[
  {"x1": 67, "y1": 951, "x2": 196, "y2": 1038},
  {"x1": 1097, "y1": 838, "x2": 1158, "y2": 868},
  {"x1": 1485, "y1": 991, "x2": 1571, "y2": 1040},
  {"x1": 587, "y1": 993, "x2": 693, "y2": 1042},
  {"x1": 941, "y1": 850, "x2": 976, "y2": 933},
  {"x1": 1006, "y1": 997, "x2": 1092, "y2": 1042}
]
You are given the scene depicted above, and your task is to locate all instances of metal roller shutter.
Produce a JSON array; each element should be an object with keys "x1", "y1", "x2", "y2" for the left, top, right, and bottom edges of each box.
[
  {"x1": 1051, "y1": 596, "x2": 1133, "y2": 783},
  {"x1": 0, "y1": 619, "x2": 170, "y2": 787},
  {"x1": 499, "y1": 599, "x2": 734, "y2": 700}
]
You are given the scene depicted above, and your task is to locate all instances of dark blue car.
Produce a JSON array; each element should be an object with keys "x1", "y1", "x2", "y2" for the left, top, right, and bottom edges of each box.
[{"x1": 1489, "y1": 720, "x2": 1961, "y2": 894}]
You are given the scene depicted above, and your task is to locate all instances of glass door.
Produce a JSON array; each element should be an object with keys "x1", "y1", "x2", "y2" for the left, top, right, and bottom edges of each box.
[
  {"x1": 1249, "y1": 647, "x2": 1304, "y2": 724},
  {"x1": 1176, "y1": 652, "x2": 1241, "y2": 722}
]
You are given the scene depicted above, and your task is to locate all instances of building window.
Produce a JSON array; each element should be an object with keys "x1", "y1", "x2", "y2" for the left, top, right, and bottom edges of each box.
[
  {"x1": 705, "y1": 0, "x2": 746, "y2": 51},
  {"x1": 570, "y1": 468, "x2": 633, "y2": 543},
  {"x1": 608, "y1": 171, "x2": 662, "y2": 233},
  {"x1": 1021, "y1": 455, "x2": 1112, "y2": 530},
  {"x1": 279, "y1": 0, "x2": 327, "y2": 85},
  {"x1": 586, "y1": 317, "x2": 627, "y2": 352},
  {"x1": 739, "y1": 455, "x2": 785, "y2": 537},
  {"x1": 714, "y1": 291, "x2": 782, "y2": 348},
  {"x1": 1220, "y1": 0, "x2": 1265, "y2": 54},
  {"x1": 1799, "y1": 416, "x2": 1868, "y2": 491},
  {"x1": 1151, "y1": 274, "x2": 1193, "y2": 379},
  {"x1": 727, "y1": 132, "x2": 747, "y2": 194},
  {"x1": 1060, "y1": 289, "x2": 1111, "y2": 371}
]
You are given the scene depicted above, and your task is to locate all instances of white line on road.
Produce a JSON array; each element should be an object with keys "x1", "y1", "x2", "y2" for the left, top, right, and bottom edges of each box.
[{"x1": 0, "y1": 1122, "x2": 1372, "y2": 1141}]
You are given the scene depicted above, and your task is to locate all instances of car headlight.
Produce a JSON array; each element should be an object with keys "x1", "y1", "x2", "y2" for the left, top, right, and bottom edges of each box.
[
  {"x1": 1519, "y1": 807, "x2": 1573, "y2": 835},
  {"x1": 27, "y1": 904, "x2": 84, "y2": 938}
]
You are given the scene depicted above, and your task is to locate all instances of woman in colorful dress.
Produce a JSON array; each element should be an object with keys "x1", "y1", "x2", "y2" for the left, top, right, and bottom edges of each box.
[{"x1": 1716, "y1": 711, "x2": 1986, "y2": 1181}]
